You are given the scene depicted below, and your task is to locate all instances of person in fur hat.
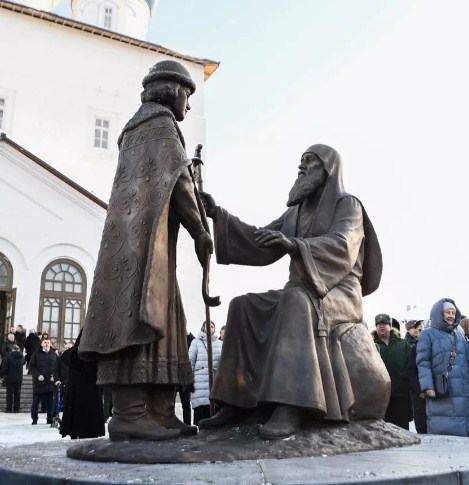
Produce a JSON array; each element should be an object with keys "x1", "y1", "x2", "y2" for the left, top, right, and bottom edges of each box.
[{"x1": 373, "y1": 313, "x2": 412, "y2": 429}]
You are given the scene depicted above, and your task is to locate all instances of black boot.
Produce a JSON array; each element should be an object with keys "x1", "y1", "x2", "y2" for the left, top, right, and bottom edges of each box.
[
  {"x1": 147, "y1": 386, "x2": 197, "y2": 436},
  {"x1": 108, "y1": 386, "x2": 180, "y2": 441}
]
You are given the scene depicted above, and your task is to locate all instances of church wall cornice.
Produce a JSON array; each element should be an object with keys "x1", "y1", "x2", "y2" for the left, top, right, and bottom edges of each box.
[{"x1": 0, "y1": 0, "x2": 219, "y2": 80}]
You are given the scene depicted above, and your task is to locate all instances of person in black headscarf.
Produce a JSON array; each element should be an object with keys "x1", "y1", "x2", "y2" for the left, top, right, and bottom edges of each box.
[
  {"x1": 24, "y1": 330, "x2": 41, "y2": 373},
  {"x1": 199, "y1": 144, "x2": 387, "y2": 438},
  {"x1": 59, "y1": 330, "x2": 105, "y2": 439}
]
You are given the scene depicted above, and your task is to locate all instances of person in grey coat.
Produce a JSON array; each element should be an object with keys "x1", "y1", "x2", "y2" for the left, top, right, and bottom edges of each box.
[
  {"x1": 417, "y1": 298, "x2": 469, "y2": 436},
  {"x1": 189, "y1": 322, "x2": 222, "y2": 425}
]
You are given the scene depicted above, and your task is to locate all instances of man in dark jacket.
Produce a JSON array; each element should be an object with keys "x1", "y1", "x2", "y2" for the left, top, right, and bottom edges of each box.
[
  {"x1": 373, "y1": 313, "x2": 412, "y2": 429},
  {"x1": 29, "y1": 339, "x2": 60, "y2": 425},
  {"x1": 0, "y1": 344, "x2": 24, "y2": 412}
]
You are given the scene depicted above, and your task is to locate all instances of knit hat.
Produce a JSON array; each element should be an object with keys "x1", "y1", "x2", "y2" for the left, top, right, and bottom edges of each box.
[
  {"x1": 442, "y1": 301, "x2": 456, "y2": 312},
  {"x1": 375, "y1": 313, "x2": 391, "y2": 325}
]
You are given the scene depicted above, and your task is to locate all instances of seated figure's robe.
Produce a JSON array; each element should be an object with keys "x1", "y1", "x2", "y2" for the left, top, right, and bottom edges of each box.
[{"x1": 210, "y1": 144, "x2": 386, "y2": 421}]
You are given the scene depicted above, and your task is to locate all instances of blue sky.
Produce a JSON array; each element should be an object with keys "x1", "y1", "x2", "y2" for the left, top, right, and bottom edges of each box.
[{"x1": 147, "y1": 1, "x2": 469, "y2": 326}]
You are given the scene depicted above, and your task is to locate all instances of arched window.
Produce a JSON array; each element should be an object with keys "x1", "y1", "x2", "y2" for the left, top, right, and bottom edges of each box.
[
  {"x1": 39, "y1": 260, "x2": 87, "y2": 349},
  {"x1": 0, "y1": 253, "x2": 15, "y2": 337},
  {"x1": 0, "y1": 253, "x2": 13, "y2": 290},
  {"x1": 103, "y1": 6, "x2": 113, "y2": 29}
]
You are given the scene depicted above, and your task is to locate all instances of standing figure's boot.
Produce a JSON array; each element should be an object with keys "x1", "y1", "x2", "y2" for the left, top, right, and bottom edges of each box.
[
  {"x1": 108, "y1": 386, "x2": 180, "y2": 441},
  {"x1": 147, "y1": 386, "x2": 198, "y2": 436}
]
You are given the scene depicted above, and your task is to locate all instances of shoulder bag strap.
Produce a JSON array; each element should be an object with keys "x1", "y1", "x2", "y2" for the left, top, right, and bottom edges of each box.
[{"x1": 446, "y1": 332, "x2": 457, "y2": 376}]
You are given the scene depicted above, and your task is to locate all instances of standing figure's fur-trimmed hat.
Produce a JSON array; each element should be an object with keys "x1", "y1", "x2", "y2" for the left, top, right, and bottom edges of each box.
[{"x1": 142, "y1": 60, "x2": 196, "y2": 93}]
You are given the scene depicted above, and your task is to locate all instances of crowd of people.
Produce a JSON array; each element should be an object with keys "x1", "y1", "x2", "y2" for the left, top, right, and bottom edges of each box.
[
  {"x1": 374, "y1": 297, "x2": 469, "y2": 437},
  {"x1": 0, "y1": 327, "x2": 104, "y2": 438},
  {"x1": 2, "y1": 303, "x2": 469, "y2": 439},
  {"x1": 0, "y1": 322, "x2": 226, "y2": 439}
]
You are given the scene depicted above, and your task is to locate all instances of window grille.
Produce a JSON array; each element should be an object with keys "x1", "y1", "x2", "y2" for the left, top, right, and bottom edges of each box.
[
  {"x1": 94, "y1": 117, "x2": 109, "y2": 149},
  {"x1": 40, "y1": 260, "x2": 87, "y2": 349},
  {"x1": 103, "y1": 7, "x2": 113, "y2": 29}
]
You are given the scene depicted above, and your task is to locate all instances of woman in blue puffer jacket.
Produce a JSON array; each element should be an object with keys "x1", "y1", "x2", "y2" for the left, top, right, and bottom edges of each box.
[
  {"x1": 417, "y1": 298, "x2": 469, "y2": 436},
  {"x1": 189, "y1": 321, "x2": 223, "y2": 425}
]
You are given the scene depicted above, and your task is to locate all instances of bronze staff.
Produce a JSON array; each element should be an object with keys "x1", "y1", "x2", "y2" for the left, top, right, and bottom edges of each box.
[{"x1": 192, "y1": 144, "x2": 220, "y2": 416}]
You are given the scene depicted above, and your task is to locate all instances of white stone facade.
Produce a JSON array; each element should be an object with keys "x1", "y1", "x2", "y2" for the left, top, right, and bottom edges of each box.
[
  {"x1": 0, "y1": 136, "x2": 105, "y2": 344},
  {"x1": 0, "y1": 5, "x2": 209, "y2": 202}
]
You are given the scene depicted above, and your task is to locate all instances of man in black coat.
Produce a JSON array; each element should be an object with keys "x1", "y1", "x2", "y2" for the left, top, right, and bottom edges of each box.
[
  {"x1": 0, "y1": 344, "x2": 24, "y2": 412},
  {"x1": 29, "y1": 339, "x2": 60, "y2": 425}
]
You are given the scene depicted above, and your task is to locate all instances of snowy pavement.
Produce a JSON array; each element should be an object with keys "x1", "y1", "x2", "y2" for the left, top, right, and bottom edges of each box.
[
  {"x1": 0, "y1": 411, "x2": 82, "y2": 447},
  {"x1": 0, "y1": 401, "x2": 185, "y2": 447}
]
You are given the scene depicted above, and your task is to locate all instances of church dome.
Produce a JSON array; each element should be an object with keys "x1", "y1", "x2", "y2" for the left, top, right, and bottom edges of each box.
[
  {"x1": 145, "y1": 0, "x2": 156, "y2": 12},
  {"x1": 70, "y1": 0, "x2": 158, "y2": 40},
  {"x1": 19, "y1": 0, "x2": 59, "y2": 10}
]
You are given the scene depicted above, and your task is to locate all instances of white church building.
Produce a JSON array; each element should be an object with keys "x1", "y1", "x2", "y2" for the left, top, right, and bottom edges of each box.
[{"x1": 0, "y1": 0, "x2": 218, "y2": 347}]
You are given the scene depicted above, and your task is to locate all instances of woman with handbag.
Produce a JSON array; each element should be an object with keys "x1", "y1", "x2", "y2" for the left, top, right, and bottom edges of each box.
[{"x1": 416, "y1": 298, "x2": 469, "y2": 436}]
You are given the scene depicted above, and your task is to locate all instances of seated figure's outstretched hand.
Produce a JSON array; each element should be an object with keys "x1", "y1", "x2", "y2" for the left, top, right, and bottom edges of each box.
[
  {"x1": 254, "y1": 229, "x2": 296, "y2": 255},
  {"x1": 199, "y1": 192, "x2": 218, "y2": 219},
  {"x1": 195, "y1": 231, "x2": 214, "y2": 266}
]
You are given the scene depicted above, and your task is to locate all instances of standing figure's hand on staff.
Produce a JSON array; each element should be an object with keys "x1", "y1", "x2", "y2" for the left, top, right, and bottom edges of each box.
[{"x1": 195, "y1": 231, "x2": 213, "y2": 266}]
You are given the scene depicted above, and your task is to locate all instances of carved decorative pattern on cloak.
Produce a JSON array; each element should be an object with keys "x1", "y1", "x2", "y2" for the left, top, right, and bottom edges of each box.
[{"x1": 83, "y1": 118, "x2": 186, "y2": 350}]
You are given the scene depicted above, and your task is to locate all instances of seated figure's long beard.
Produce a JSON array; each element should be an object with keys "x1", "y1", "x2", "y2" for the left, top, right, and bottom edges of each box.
[{"x1": 287, "y1": 177, "x2": 323, "y2": 207}]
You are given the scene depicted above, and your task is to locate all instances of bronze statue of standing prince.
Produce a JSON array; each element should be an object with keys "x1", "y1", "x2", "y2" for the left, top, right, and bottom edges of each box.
[{"x1": 79, "y1": 60, "x2": 212, "y2": 441}]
